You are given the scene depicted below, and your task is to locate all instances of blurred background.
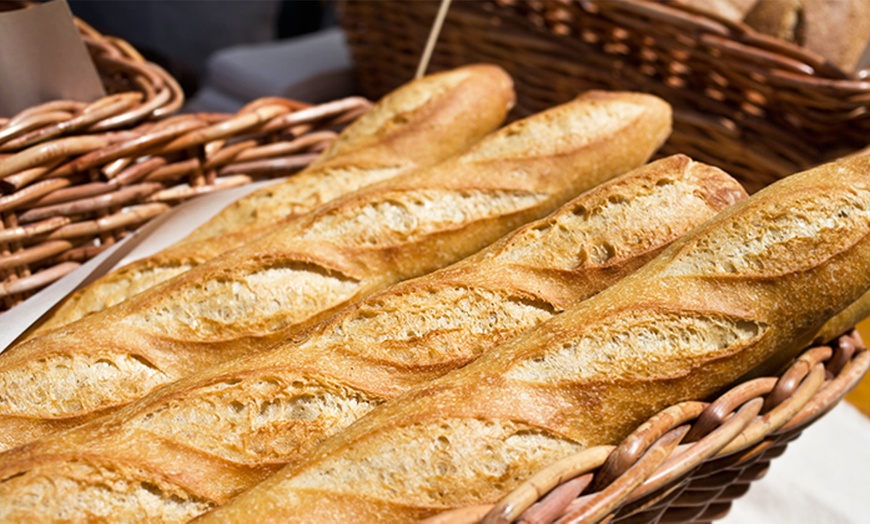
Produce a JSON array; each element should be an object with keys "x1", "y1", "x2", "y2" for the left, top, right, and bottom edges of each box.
[{"x1": 68, "y1": 0, "x2": 352, "y2": 112}]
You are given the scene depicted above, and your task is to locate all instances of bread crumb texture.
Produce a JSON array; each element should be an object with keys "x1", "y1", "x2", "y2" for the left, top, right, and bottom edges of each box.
[
  {"x1": 82, "y1": 264, "x2": 195, "y2": 313},
  {"x1": 334, "y1": 287, "x2": 555, "y2": 365},
  {"x1": 0, "y1": 460, "x2": 211, "y2": 523},
  {"x1": 0, "y1": 353, "x2": 167, "y2": 417},
  {"x1": 665, "y1": 187, "x2": 870, "y2": 277},
  {"x1": 506, "y1": 310, "x2": 766, "y2": 383},
  {"x1": 492, "y1": 174, "x2": 717, "y2": 269},
  {"x1": 130, "y1": 375, "x2": 379, "y2": 464},
  {"x1": 300, "y1": 189, "x2": 548, "y2": 246},
  {"x1": 130, "y1": 263, "x2": 359, "y2": 338},
  {"x1": 151, "y1": 189, "x2": 548, "y2": 342},
  {"x1": 287, "y1": 419, "x2": 581, "y2": 506}
]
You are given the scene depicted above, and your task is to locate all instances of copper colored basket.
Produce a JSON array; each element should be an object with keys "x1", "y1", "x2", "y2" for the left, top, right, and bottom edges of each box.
[
  {"x1": 426, "y1": 330, "x2": 869, "y2": 524},
  {"x1": 339, "y1": 0, "x2": 870, "y2": 194}
]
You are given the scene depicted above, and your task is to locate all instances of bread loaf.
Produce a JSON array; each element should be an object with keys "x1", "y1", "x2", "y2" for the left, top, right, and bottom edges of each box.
[
  {"x1": 197, "y1": 155, "x2": 870, "y2": 523},
  {"x1": 24, "y1": 64, "x2": 515, "y2": 338},
  {"x1": 679, "y1": 0, "x2": 870, "y2": 73},
  {"x1": 0, "y1": 155, "x2": 744, "y2": 523},
  {"x1": 0, "y1": 91, "x2": 672, "y2": 451},
  {"x1": 743, "y1": 0, "x2": 870, "y2": 72},
  {"x1": 742, "y1": 0, "x2": 802, "y2": 41},
  {"x1": 183, "y1": 64, "x2": 515, "y2": 242}
]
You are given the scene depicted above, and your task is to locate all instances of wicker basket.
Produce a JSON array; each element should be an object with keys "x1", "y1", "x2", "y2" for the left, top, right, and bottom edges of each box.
[
  {"x1": 426, "y1": 330, "x2": 869, "y2": 524},
  {"x1": 339, "y1": 0, "x2": 870, "y2": 194},
  {"x1": 0, "y1": 5, "x2": 372, "y2": 310}
]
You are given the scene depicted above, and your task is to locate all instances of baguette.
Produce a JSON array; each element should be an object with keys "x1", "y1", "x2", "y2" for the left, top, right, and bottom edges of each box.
[
  {"x1": 0, "y1": 155, "x2": 745, "y2": 523},
  {"x1": 183, "y1": 65, "x2": 515, "y2": 242},
  {"x1": 0, "y1": 91, "x2": 672, "y2": 451},
  {"x1": 198, "y1": 155, "x2": 870, "y2": 523},
  {"x1": 744, "y1": 0, "x2": 870, "y2": 73},
  {"x1": 25, "y1": 64, "x2": 515, "y2": 338}
]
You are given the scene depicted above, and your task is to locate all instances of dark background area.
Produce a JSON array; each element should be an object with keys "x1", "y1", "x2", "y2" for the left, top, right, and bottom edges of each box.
[{"x1": 68, "y1": 0, "x2": 337, "y2": 98}]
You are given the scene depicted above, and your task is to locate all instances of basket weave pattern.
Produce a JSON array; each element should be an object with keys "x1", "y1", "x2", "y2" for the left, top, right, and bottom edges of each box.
[
  {"x1": 427, "y1": 331, "x2": 869, "y2": 524},
  {"x1": 340, "y1": 0, "x2": 870, "y2": 194}
]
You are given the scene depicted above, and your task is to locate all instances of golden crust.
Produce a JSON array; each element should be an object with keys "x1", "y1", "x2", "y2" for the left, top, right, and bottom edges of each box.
[
  {"x1": 0, "y1": 154, "x2": 743, "y2": 522},
  {"x1": 0, "y1": 91, "x2": 672, "y2": 455},
  {"x1": 27, "y1": 64, "x2": 517, "y2": 337},
  {"x1": 201, "y1": 155, "x2": 870, "y2": 523}
]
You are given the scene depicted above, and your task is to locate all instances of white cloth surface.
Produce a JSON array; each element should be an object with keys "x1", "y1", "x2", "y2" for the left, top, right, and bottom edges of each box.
[{"x1": 725, "y1": 402, "x2": 870, "y2": 523}]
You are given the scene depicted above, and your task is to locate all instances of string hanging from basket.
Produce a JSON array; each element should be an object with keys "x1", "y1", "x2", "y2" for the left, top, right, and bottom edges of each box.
[{"x1": 415, "y1": 0, "x2": 454, "y2": 79}]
